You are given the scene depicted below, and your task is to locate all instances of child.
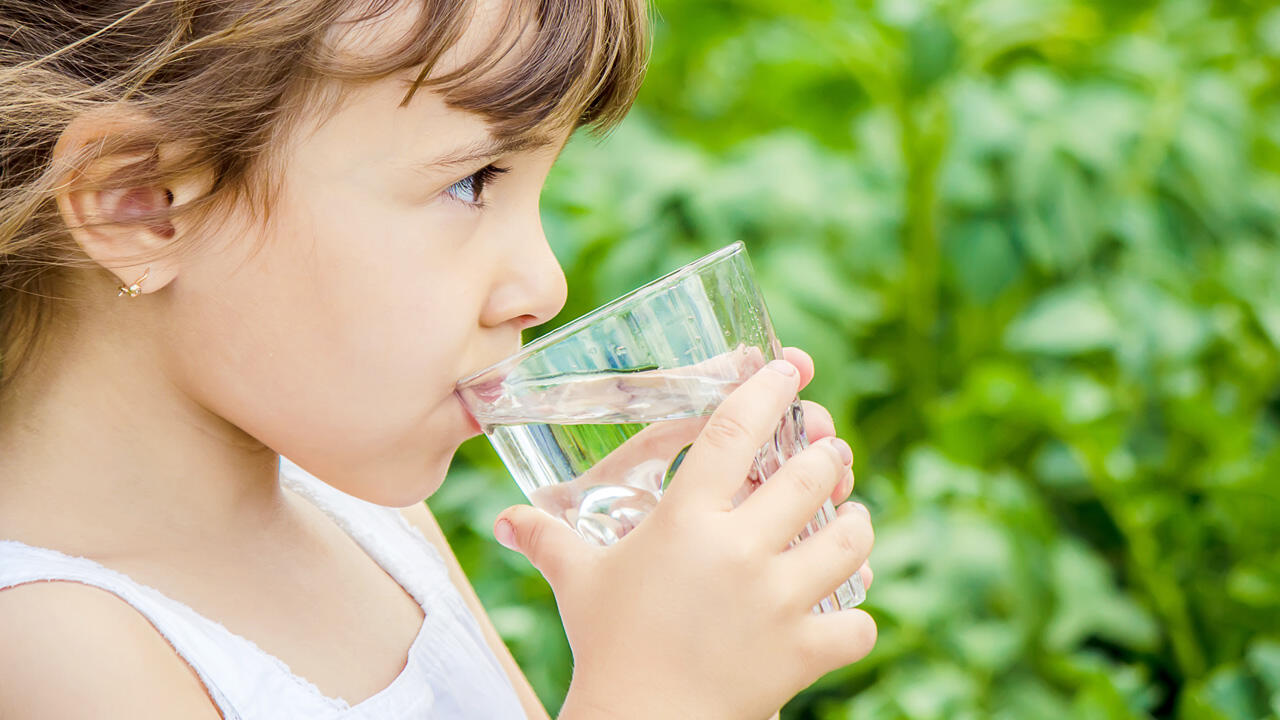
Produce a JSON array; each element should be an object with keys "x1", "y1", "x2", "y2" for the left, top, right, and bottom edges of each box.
[{"x1": 0, "y1": 1, "x2": 876, "y2": 718}]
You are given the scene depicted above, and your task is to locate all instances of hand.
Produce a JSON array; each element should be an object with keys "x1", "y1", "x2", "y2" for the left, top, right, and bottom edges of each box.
[{"x1": 494, "y1": 350, "x2": 876, "y2": 720}]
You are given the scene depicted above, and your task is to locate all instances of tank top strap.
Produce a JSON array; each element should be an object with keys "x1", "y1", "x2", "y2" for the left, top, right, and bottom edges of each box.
[
  {"x1": 276, "y1": 459, "x2": 526, "y2": 719},
  {"x1": 276, "y1": 458, "x2": 455, "y2": 606}
]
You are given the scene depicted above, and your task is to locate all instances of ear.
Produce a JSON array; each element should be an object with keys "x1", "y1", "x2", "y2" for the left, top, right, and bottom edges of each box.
[{"x1": 51, "y1": 107, "x2": 206, "y2": 297}]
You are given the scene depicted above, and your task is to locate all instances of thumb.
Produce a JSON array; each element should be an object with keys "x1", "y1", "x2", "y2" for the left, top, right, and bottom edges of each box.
[{"x1": 494, "y1": 504, "x2": 584, "y2": 583}]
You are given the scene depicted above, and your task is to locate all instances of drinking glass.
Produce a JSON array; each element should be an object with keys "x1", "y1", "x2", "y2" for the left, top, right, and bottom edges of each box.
[{"x1": 456, "y1": 242, "x2": 864, "y2": 612}]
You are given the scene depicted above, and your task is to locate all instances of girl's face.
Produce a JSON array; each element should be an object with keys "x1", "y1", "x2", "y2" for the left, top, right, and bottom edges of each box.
[{"x1": 164, "y1": 76, "x2": 570, "y2": 506}]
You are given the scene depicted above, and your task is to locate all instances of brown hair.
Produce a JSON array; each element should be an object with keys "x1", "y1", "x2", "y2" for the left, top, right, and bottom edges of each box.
[{"x1": 0, "y1": 0, "x2": 650, "y2": 392}]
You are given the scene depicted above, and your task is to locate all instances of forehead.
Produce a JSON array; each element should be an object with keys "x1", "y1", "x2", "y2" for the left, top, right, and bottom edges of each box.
[
  {"x1": 329, "y1": 0, "x2": 519, "y2": 77},
  {"x1": 309, "y1": 0, "x2": 576, "y2": 145},
  {"x1": 270, "y1": 68, "x2": 567, "y2": 207}
]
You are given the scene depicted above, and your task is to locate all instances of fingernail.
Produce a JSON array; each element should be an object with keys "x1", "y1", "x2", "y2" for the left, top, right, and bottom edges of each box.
[
  {"x1": 831, "y1": 438, "x2": 853, "y2": 465},
  {"x1": 852, "y1": 501, "x2": 870, "y2": 518},
  {"x1": 494, "y1": 519, "x2": 517, "y2": 551},
  {"x1": 766, "y1": 359, "x2": 798, "y2": 377}
]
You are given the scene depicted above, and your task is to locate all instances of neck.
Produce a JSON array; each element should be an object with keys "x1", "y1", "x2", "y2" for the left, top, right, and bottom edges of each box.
[{"x1": 0, "y1": 303, "x2": 288, "y2": 559}]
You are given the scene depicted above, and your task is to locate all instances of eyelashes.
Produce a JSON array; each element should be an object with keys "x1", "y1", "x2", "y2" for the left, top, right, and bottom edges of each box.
[{"x1": 442, "y1": 164, "x2": 510, "y2": 208}]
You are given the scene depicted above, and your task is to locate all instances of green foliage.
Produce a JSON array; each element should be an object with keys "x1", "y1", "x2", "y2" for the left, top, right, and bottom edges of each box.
[{"x1": 432, "y1": 0, "x2": 1280, "y2": 717}]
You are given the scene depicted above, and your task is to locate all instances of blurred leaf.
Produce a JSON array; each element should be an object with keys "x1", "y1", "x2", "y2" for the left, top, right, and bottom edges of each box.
[
  {"x1": 1261, "y1": 8, "x2": 1280, "y2": 57},
  {"x1": 944, "y1": 220, "x2": 1021, "y2": 302},
  {"x1": 759, "y1": 243, "x2": 885, "y2": 330},
  {"x1": 1005, "y1": 284, "x2": 1120, "y2": 355},
  {"x1": 1046, "y1": 539, "x2": 1160, "y2": 653},
  {"x1": 1249, "y1": 640, "x2": 1280, "y2": 698},
  {"x1": 1181, "y1": 665, "x2": 1271, "y2": 720}
]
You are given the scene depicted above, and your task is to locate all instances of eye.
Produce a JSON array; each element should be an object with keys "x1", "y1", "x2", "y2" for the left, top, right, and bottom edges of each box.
[{"x1": 443, "y1": 164, "x2": 510, "y2": 207}]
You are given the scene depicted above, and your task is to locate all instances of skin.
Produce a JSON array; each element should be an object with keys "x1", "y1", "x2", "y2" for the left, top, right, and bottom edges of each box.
[{"x1": 0, "y1": 2, "x2": 875, "y2": 718}]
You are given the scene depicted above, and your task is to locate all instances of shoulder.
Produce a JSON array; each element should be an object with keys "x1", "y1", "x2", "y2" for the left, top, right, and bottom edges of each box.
[{"x1": 0, "y1": 580, "x2": 223, "y2": 720}]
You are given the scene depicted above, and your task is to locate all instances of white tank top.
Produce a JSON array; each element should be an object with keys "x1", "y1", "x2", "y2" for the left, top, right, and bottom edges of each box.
[{"x1": 0, "y1": 458, "x2": 528, "y2": 719}]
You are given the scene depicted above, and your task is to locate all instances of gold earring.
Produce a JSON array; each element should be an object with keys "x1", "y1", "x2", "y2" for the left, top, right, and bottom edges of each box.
[{"x1": 116, "y1": 267, "x2": 150, "y2": 298}]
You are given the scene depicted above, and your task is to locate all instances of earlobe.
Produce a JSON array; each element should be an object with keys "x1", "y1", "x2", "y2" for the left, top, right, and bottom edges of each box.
[{"x1": 51, "y1": 108, "x2": 185, "y2": 297}]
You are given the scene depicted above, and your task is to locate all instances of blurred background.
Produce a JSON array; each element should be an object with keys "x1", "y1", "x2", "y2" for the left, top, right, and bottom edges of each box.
[{"x1": 432, "y1": 0, "x2": 1280, "y2": 717}]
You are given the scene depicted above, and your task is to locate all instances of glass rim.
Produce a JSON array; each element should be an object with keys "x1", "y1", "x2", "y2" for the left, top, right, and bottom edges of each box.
[{"x1": 457, "y1": 241, "x2": 748, "y2": 387}]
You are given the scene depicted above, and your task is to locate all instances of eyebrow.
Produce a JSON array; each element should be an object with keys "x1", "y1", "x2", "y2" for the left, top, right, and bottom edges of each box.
[{"x1": 421, "y1": 133, "x2": 560, "y2": 171}]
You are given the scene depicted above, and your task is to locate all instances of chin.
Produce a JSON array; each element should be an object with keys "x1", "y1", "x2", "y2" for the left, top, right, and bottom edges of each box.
[
  {"x1": 305, "y1": 399, "x2": 475, "y2": 507},
  {"x1": 378, "y1": 453, "x2": 456, "y2": 508},
  {"x1": 312, "y1": 443, "x2": 454, "y2": 508}
]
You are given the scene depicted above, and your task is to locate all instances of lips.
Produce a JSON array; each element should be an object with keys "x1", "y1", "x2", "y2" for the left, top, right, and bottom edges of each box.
[
  {"x1": 465, "y1": 375, "x2": 506, "y2": 405},
  {"x1": 456, "y1": 343, "x2": 518, "y2": 419},
  {"x1": 455, "y1": 390, "x2": 485, "y2": 435}
]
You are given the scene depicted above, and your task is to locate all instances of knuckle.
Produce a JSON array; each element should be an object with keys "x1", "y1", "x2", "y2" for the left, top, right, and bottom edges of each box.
[
  {"x1": 834, "y1": 519, "x2": 866, "y2": 558},
  {"x1": 721, "y1": 535, "x2": 758, "y2": 568},
  {"x1": 701, "y1": 411, "x2": 753, "y2": 450},
  {"x1": 523, "y1": 520, "x2": 547, "y2": 559},
  {"x1": 835, "y1": 509, "x2": 874, "y2": 555},
  {"x1": 851, "y1": 508, "x2": 876, "y2": 550},
  {"x1": 788, "y1": 447, "x2": 839, "y2": 497},
  {"x1": 790, "y1": 461, "x2": 828, "y2": 499}
]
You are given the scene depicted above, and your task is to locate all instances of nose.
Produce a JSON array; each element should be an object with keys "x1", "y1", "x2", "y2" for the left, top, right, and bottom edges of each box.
[{"x1": 479, "y1": 219, "x2": 567, "y2": 331}]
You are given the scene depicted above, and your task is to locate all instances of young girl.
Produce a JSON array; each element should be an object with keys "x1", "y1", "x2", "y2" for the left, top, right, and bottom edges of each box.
[{"x1": 0, "y1": 1, "x2": 876, "y2": 718}]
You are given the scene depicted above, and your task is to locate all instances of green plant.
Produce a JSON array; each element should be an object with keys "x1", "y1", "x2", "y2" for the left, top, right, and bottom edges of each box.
[{"x1": 433, "y1": 2, "x2": 1280, "y2": 717}]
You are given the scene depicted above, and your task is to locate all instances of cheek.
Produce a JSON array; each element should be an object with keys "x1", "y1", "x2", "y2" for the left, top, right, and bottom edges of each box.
[{"x1": 166, "y1": 194, "x2": 486, "y2": 502}]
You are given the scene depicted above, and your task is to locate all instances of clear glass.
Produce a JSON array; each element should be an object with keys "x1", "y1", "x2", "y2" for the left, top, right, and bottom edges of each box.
[{"x1": 456, "y1": 242, "x2": 864, "y2": 612}]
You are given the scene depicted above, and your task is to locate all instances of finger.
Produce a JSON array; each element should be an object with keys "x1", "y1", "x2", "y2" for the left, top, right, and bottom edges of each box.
[
  {"x1": 799, "y1": 400, "x2": 835, "y2": 441},
  {"x1": 859, "y1": 562, "x2": 874, "y2": 590},
  {"x1": 667, "y1": 359, "x2": 802, "y2": 508},
  {"x1": 782, "y1": 347, "x2": 815, "y2": 391},
  {"x1": 734, "y1": 437, "x2": 852, "y2": 549},
  {"x1": 780, "y1": 501, "x2": 874, "y2": 606},
  {"x1": 569, "y1": 414, "x2": 706, "y2": 493},
  {"x1": 494, "y1": 504, "x2": 591, "y2": 584},
  {"x1": 829, "y1": 473, "x2": 859, "y2": 507},
  {"x1": 794, "y1": 403, "x2": 855, "y2": 503},
  {"x1": 798, "y1": 609, "x2": 878, "y2": 675},
  {"x1": 835, "y1": 497, "x2": 865, "y2": 521},
  {"x1": 831, "y1": 468, "x2": 855, "y2": 504}
]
